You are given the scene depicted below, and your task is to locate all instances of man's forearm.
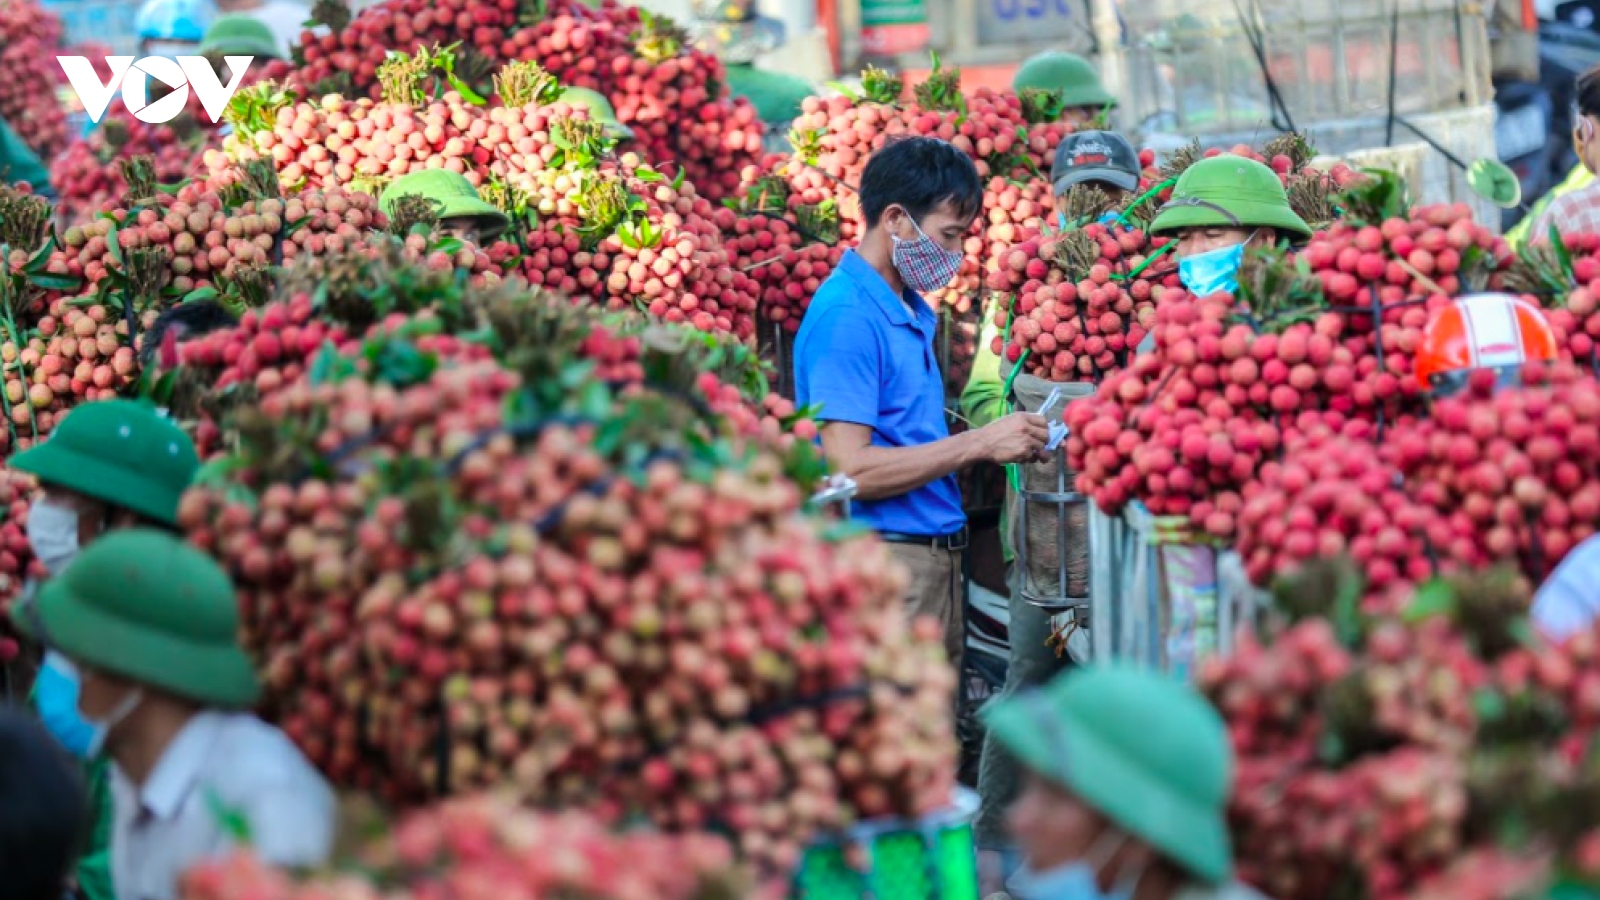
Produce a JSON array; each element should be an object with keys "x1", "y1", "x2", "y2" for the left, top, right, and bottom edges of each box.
[{"x1": 836, "y1": 431, "x2": 988, "y2": 502}]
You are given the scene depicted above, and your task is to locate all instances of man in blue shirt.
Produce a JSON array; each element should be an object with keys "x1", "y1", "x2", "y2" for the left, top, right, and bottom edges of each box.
[{"x1": 795, "y1": 135, "x2": 1051, "y2": 667}]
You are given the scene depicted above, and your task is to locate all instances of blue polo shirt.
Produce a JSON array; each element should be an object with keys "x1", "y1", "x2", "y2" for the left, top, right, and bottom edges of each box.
[{"x1": 794, "y1": 250, "x2": 965, "y2": 537}]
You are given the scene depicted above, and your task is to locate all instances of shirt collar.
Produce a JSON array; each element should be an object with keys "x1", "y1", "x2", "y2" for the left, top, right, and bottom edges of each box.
[
  {"x1": 839, "y1": 249, "x2": 935, "y2": 330},
  {"x1": 135, "y1": 711, "x2": 224, "y2": 821}
]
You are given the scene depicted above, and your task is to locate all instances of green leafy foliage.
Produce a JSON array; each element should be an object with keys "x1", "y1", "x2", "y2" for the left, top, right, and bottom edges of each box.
[
  {"x1": 1235, "y1": 244, "x2": 1329, "y2": 333},
  {"x1": 1333, "y1": 168, "x2": 1410, "y2": 226},
  {"x1": 859, "y1": 65, "x2": 904, "y2": 105},
  {"x1": 224, "y1": 82, "x2": 296, "y2": 142},
  {"x1": 0, "y1": 185, "x2": 53, "y2": 253},
  {"x1": 493, "y1": 60, "x2": 561, "y2": 109},
  {"x1": 1017, "y1": 87, "x2": 1064, "y2": 124},
  {"x1": 632, "y1": 11, "x2": 690, "y2": 63},
  {"x1": 911, "y1": 52, "x2": 965, "y2": 115}
]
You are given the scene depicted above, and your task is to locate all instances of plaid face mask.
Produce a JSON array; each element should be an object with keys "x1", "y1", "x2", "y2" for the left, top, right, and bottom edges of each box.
[{"x1": 891, "y1": 213, "x2": 965, "y2": 294}]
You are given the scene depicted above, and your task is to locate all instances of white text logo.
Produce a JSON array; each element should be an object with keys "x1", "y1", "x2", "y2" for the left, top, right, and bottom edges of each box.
[{"x1": 57, "y1": 56, "x2": 253, "y2": 124}]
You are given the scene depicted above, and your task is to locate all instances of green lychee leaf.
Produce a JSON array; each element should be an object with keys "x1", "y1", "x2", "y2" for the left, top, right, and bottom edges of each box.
[
  {"x1": 1473, "y1": 686, "x2": 1508, "y2": 723},
  {"x1": 23, "y1": 234, "x2": 56, "y2": 274},
  {"x1": 27, "y1": 273, "x2": 79, "y2": 291},
  {"x1": 445, "y1": 71, "x2": 487, "y2": 106},
  {"x1": 191, "y1": 454, "x2": 250, "y2": 488},
  {"x1": 105, "y1": 222, "x2": 123, "y2": 266},
  {"x1": 1402, "y1": 577, "x2": 1457, "y2": 623}
]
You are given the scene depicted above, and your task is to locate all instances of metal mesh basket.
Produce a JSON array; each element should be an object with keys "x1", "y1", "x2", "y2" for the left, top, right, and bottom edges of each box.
[{"x1": 793, "y1": 789, "x2": 979, "y2": 900}]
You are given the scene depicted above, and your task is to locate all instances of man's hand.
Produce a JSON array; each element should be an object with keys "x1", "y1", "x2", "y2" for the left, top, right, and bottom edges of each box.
[{"x1": 977, "y1": 412, "x2": 1050, "y2": 464}]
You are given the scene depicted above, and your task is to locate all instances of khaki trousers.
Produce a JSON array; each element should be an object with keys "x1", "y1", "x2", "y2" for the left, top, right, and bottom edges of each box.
[{"x1": 885, "y1": 543, "x2": 966, "y2": 671}]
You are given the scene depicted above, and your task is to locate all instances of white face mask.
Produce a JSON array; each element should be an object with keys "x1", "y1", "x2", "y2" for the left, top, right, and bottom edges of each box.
[
  {"x1": 27, "y1": 499, "x2": 80, "y2": 576},
  {"x1": 81, "y1": 682, "x2": 144, "y2": 758}
]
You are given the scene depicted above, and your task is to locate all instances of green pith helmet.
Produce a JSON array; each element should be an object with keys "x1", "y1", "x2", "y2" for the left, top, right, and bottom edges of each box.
[
  {"x1": 556, "y1": 86, "x2": 635, "y2": 142},
  {"x1": 197, "y1": 14, "x2": 281, "y2": 60},
  {"x1": 9, "y1": 399, "x2": 199, "y2": 526},
  {"x1": 13, "y1": 529, "x2": 260, "y2": 708},
  {"x1": 1012, "y1": 51, "x2": 1116, "y2": 111},
  {"x1": 982, "y1": 664, "x2": 1234, "y2": 885},
  {"x1": 1149, "y1": 155, "x2": 1313, "y2": 240},
  {"x1": 380, "y1": 169, "x2": 510, "y2": 241}
]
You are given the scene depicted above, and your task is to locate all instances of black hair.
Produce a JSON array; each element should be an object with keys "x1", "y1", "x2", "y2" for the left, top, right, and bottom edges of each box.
[
  {"x1": 859, "y1": 135, "x2": 983, "y2": 230},
  {"x1": 1580, "y1": 64, "x2": 1600, "y2": 120},
  {"x1": 0, "y1": 710, "x2": 86, "y2": 900},
  {"x1": 138, "y1": 299, "x2": 241, "y2": 371}
]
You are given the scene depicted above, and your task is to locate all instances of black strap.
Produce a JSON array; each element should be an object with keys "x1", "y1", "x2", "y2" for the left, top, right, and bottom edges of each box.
[{"x1": 1154, "y1": 196, "x2": 1243, "y2": 226}]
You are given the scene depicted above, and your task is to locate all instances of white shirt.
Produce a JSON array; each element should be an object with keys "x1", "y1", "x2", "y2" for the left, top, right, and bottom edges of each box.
[
  {"x1": 1532, "y1": 534, "x2": 1600, "y2": 641},
  {"x1": 110, "y1": 711, "x2": 335, "y2": 900}
]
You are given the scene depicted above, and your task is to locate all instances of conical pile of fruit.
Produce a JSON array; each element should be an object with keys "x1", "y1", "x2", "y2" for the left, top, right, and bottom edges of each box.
[
  {"x1": 212, "y1": 57, "x2": 759, "y2": 338},
  {"x1": 985, "y1": 136, "x2": 1363, "y2": 386},
  {"x1": 270, "y1": 0, "x2": 764, "y2": 201},
  {"x1": 50, "y1": 84, "x2": 242, "y2": 224},
  {"x1": 0, "y1": 0, "x2": 69, "y2": 161},
  {"x1": 1395, "y1": 362, "x2": 1600, "y2": 581},
  {"x1": 1233, "y1": 421, "x2": 1465, "y2": 614},
  {"x1": 175, "y1": 256, "x2": 957, "y2": 877},
  {"x1": 1064, "y1": 176, "x2": 1522, "y2": 544},
  {"x1": 1206, "y1": 560, "x2": 1600, "y2": 900}
]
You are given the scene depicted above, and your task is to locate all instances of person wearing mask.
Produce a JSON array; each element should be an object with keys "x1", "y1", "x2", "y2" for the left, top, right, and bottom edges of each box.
[
  {"x1": 14, "y1": 529, "x2": 336, "y2": 900},
  {"x1": 136, "y1": 0, "x2": 218, "y2": 59},
  {"x1": 214, "y1": 0, "x2": 312, "y2": 59},
  {"x1": 18, "y1": 399, "x2": 202, "y2": 900},
  {"x1": 1012, "y1": 51, "x2": 1116, "y2": 127},
  {"x1": 1046, "y1": 130, "x2": 1142, "y2": 231},
  {"x1": 692, "y1": 0, "x2": 814, "y2": 149},
  {"x1": 982, "y1": 664, "x2": 1265, "y2": 900},
  {"x1": 380, "y1": 169, "x2": 511, "y2": 244},
  {"x1": 556, "y1": 86, "x2": 637, "y2": 148},
  {"x1": 0, "y1": 710, "x2": 88, "y2": 900},
  {"x1": 1148, "y1": 155, "x2": 1312, "y2": 300},
  {"x1": 964, "y1": 128, "x2": 1143, "y2": 883},
  {"x1": 102, "y1": 0, "x2": 219, "y2": 141},
  {"x1": 1529, "y1": 65, "x2": 1600, "y2": 240},
  {"x1": 794, "y1": 135, "x2": 1049, "y2": 669}
]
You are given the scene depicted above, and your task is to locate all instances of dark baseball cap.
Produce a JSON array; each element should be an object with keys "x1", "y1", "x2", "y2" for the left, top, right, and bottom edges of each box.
[{"x1": 1051, "y1": 131, "x2": 1141, "y2": 196}]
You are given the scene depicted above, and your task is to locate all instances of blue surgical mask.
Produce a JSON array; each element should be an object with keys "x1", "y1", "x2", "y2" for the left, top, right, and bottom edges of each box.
[
  {"x1": 1009, "y1": 860, "x2": 1107, "y2": 900},
  {"x1": 1178, "y1": 231, "x2": 1257, "y2": 297},
  {"x1": 1008, "y1": 832, "x2": 1143, "y2": 900},
  {"x1": 34, "y1": 651, "x2": 98, "y2": 758}
]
